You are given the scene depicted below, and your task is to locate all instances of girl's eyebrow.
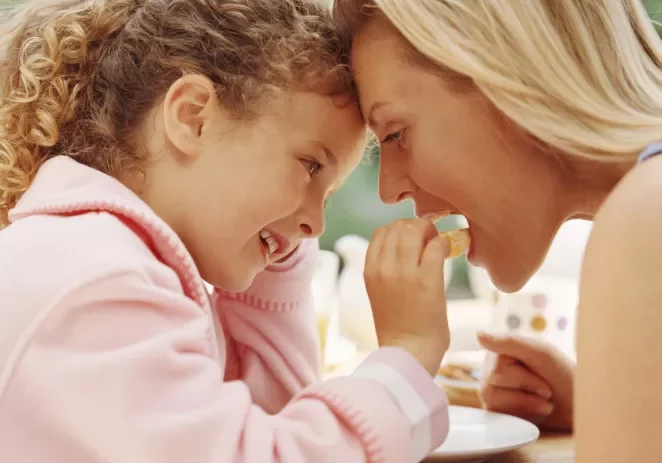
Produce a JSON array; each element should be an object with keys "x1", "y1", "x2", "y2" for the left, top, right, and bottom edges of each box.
[{"x1": 310, "y1": 141, "x2": 337, "y2": 166}]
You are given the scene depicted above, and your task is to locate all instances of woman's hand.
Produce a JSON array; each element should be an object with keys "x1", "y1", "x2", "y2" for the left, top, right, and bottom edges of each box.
[
  {"x1": 364, "y1": 218, "x2": 451, "y2": 376},
  {"x1": 478, "y1": 332, "x2": 575, "y2": 431}
]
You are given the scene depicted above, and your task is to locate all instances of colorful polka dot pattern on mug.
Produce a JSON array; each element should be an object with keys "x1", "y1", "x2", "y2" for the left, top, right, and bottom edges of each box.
[{"x1": 490, "y1": 276, "x2": 579, "y2": 358}]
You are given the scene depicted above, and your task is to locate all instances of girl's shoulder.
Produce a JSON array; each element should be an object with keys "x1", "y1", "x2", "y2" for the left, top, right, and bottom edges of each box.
[
  {"x1": 0, "y1": 208, "x2": 183, "y2": 324},
  {"x1": 0, "y1": 209, "x2": 162, "y2": 289},
  {"x1": 0, "y1": 210, "x2": 199, "y2": 384},
  {"x1": 0, "y1": 157, "x2": 206, "y2": 376},
  {"x1": 1, "y1": 156, "x2": 201, "y2": 304}
]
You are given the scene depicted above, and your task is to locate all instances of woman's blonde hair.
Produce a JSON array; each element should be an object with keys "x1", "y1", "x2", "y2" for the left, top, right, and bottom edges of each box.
[
  {"x1": 334, "y1": 0, "x2": 662, "y2": 162},
  {"x1": 0, "y1": 0, "x2": 352, "y2": 227}
]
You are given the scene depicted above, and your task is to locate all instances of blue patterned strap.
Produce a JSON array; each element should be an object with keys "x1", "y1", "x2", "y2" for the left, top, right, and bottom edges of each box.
[{"x1": 638, "y1": 142, "x2": 662, "y2": 164}]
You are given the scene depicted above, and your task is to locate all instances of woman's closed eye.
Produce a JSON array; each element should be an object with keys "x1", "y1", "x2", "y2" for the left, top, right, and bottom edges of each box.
[
  {"x1": 381, "y1": 130, "x2": 404, "y2": 146},
  {"x1": 301, "y1": 158, "x2": 323, "y2": 178}
]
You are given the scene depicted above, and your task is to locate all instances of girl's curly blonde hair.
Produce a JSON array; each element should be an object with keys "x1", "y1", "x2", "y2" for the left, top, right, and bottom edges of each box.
[{"x1": 0, "y1": 0, "x2": 353, "y2": 227}]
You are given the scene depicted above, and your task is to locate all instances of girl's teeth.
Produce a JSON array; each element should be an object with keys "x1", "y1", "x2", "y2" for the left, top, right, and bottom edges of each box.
[{"x1": 259, "y1": 230, "x2": 278, "y2": 254}]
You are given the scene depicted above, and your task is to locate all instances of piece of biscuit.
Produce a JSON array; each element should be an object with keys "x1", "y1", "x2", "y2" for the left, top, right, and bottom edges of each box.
[{"x1": 438, "y1": 229, "x2": 471, "y2": 258}]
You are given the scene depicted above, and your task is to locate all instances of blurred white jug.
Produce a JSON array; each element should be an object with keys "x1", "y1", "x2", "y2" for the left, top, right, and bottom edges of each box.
[
  {"x1": 311, "y1": 250, "x2": 341, "y2": 361},
  {"x1": 335, "y1": 235, "x2": 377, "y2": 350}
]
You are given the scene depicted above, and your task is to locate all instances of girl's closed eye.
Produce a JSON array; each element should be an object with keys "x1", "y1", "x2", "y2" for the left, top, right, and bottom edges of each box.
[{"x1": 301, "y1": 158, "x2": 323, "y2": 178}]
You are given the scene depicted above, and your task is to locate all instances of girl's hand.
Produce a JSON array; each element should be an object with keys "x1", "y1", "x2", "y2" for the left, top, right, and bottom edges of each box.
[
  {"x1": 364, "y1": 219, "x2": 451, "y2": 376},
  {"x1": 478, "y1": 332, "x2": 575, "y2": 431}
]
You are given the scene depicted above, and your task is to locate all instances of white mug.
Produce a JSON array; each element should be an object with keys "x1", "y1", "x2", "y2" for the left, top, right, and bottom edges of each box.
[{"x1": 489, "y1": 275, "x2": 578, "y2": 359}]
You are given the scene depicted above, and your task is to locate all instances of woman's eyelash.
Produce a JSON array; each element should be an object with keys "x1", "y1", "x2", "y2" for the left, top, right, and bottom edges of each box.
[
  {"x1": 304, "y1": 159, "x2": 323, "y2": 177},
  {"x1": 381, "y1": 131, "x2": 403, "y2": 145}
]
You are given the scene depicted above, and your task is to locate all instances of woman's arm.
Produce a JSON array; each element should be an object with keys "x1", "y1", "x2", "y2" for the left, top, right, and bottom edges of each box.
[{"x1": 576, "y1": 159, "x2": 662, "y2": 462}]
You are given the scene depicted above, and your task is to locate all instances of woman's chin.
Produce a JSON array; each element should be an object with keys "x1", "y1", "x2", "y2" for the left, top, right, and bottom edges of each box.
[
  {"x1": 492, "y1": 277, "x2": 527, "y2": 294},
  {"x1": 484, "y1": 260, "x2": 536, "y2": 294}
]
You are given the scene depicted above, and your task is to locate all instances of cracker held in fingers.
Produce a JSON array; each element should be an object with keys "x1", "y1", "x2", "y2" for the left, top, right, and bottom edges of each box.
[{"x1": 438, "y1": 229, "x2": 471, "y2": 258}]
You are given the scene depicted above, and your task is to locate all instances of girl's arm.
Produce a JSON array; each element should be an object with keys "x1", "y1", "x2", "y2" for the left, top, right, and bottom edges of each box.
[
  {"x1": 1, "y1": 260, "x2": 449, "y2": 463},
  {"x1": 214, "y1": 238, "x2": 322, "y2": 413}
]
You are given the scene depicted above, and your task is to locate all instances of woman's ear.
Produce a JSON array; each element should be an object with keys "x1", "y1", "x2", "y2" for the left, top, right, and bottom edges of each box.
[{"x1": 162, "y1": 74, "x2": 219, "y2": 160}]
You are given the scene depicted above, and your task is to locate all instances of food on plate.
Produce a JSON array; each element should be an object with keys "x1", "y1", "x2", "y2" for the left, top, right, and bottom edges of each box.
[{"x1": 438, "y1": 363, "x2": 479, "y2": 382}]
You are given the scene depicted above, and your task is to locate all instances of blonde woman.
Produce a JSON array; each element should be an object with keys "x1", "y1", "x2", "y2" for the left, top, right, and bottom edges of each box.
[{"x1": 334, "y1": 0, "x2": 662, "y2": 460}]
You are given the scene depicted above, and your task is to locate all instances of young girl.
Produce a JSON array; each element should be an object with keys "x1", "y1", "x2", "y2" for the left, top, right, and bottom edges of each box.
[{"x1": 0, "y1": 1, "x2": 452, "y2": 462}]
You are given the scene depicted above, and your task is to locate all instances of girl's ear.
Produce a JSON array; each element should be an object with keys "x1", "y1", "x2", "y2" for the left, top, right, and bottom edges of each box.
[{"x1": 162, "y1": 74, "x2": 219, "y2": 160}]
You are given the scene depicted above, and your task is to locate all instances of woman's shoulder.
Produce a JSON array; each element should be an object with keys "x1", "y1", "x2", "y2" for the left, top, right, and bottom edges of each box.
[
  {"x1": 574, "y1": 155, "x2": 662, "y2": 456},
  {"x1": 595, "y1": 154, "x2": 662, "y2": 235},
  {"x1": 579, "y1": 154, "x2": 662, "y2": 325},
  {"x1": 586, "y1": 155, "x2": 662, "y2": 277}
]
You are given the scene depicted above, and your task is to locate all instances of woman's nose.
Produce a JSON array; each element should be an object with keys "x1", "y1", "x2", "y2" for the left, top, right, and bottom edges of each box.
[{"x1": 378, "y1": 153, "x2": 414, "y2": 205}]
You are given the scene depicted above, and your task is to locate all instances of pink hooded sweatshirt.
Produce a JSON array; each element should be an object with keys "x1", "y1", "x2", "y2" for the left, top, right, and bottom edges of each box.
[{"x1": 0, "y1": 156, "x2": 449, "y2": 463}]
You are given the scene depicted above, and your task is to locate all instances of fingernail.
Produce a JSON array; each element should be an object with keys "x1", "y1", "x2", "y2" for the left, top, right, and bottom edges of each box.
[
  {"x1": 536, "y1": 402, "x2": 554, "y2": 415},
  {"x1": 536, "y1": 389, "x2": 552, "y2": 400}
]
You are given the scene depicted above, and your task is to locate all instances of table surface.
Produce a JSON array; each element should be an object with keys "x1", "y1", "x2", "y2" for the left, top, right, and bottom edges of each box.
[{"x1": 424, "y1": 433, "x2": 574, "y2": 463}]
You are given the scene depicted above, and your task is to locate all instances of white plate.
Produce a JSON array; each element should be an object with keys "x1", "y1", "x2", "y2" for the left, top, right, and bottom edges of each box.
[{"x1": 428, "y1": 406, "x2": 540, "y2": 462}]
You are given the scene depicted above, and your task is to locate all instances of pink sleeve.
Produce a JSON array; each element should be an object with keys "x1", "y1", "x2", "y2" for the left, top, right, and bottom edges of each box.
[
  {"x1": 1, "y1": 265, "x2": 449, "y2": 463},
  {"x1": 214, "y1": 238, "x2": 321, "y2": 413}
]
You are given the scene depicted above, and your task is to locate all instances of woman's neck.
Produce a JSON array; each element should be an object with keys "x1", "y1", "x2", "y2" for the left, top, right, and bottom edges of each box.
[{"x1": 562, "y1": 157, "x2": 636, "y2": 221}]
